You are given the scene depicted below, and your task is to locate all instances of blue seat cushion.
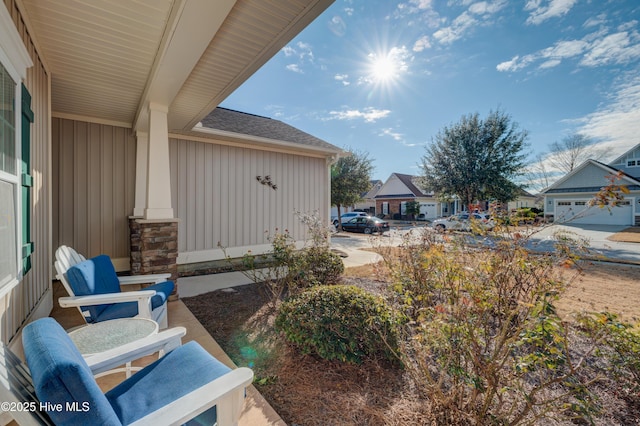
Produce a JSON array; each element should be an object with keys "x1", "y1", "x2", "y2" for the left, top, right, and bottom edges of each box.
[
  {"x1": 23, "y1": 318, "x2": 120, "y2": 426},
  {"x1": 106, "y1": 341, "x2": 231, "y2": 425},
  {"x1": 65, "y1": 255, "x2": 174, "y2": 323},
  {"x1": 93, "y1": 280, "x2": 174, "y2": 323}
]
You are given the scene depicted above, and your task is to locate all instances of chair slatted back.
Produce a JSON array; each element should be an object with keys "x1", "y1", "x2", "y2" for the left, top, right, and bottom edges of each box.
[
  {"x1": 0, "y1": 345, "x2": 53, "y2": 425},
  {"x1": 55, "y1": 245, "x2": 91, "y2": 320}
]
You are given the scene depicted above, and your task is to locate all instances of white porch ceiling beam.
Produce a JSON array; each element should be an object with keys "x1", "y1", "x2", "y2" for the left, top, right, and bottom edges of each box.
[{"x1": 133, "y1": 0, "x2": 237, "y2": 131}]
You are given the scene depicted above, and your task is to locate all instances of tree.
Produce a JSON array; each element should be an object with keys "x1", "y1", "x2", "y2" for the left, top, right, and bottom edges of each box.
[
  {"x1": 547, "y1": 133, "x2": 604, "y2": 174},
  {"x1": 404, "y1": 200, "x2": 421, "y2": 220},
  {"x1": 420, "y1": 109, "x2": 528, "y2": 209},
  {"x1": 331, "y1": 150, "x2": 374, "y2": 230},
  {"x1": 524, "y1": 152, "x2": 554, "y2": 193}
]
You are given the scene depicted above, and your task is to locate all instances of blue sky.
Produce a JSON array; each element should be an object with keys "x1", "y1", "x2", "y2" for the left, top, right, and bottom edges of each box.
[{"x1": 221, "y1": 0, "x2": 640, "y2": 188}]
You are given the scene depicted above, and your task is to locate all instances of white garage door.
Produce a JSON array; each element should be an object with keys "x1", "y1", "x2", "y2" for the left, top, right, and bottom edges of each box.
[
  {"x1": 555, "y1": 200, "x2": 633, "y2": 225},
  {"x1": 420, "y1": 203, "x2": 438, "y2": 219}
]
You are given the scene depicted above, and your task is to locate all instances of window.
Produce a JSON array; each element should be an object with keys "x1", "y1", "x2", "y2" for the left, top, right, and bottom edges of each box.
[
  {"x1": 557, "y1": 201, "x2": 571, "y2": 206},
  {"x1": 382, "y1": 202, "x2": 389, "y2": 215},
  {"x1": 0, "y1": 7, "x2": 33, "y2": 289},
  {"x1": 575, "y1": 201, "x2": 586, "y2": 206},
  {"x1": 628, "y1": 159, "x2": 637, "y2": 167},
  {"x1": 0, "y1": 62, "x2": 18, "y2": 286}
]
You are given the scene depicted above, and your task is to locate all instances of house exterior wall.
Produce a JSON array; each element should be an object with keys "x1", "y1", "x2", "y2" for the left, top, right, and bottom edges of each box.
[
  {"x1": 376, "y1": 174, "x2": 412, "y2": 197},
  {"x1": 376, "y1": 198, "x2": 414, "y2": 218},
  {"x1": 52, "y1": 118, "x2": 136, "y2": 270},
  {"x1": 169, "y1": 137, "x2": 329, "y2": 263},
  {"x1": 554, "y1": 164, "x2": 616, "y2": 190},
  {"x1": 2, "y1": 0, "x2": 52, "y2": 344},
  {"x1": 610, "y1": 145, "x2": 640, "y2": 178}
]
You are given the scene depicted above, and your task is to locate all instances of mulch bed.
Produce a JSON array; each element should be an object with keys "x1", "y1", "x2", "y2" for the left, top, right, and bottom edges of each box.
[
  {"x1": 607, "y1": 227, "x2": 640, "y2": 243},
  {"x1": 183, "y1": 277, "x2": 640, "y2": 425}
]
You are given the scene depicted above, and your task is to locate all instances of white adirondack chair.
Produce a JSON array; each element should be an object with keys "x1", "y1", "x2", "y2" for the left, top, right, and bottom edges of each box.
[
  {"x1": 55, "y1": 245, "x2": 173, "y2": 329},
  {"x1": 1, "y1": 318, "x2": 253, "y2": 426}
]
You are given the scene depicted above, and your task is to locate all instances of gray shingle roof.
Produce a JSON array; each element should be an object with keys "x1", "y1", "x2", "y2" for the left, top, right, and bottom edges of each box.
[{"x1": 200, "y1": 107, "x2": 340, "y2": 152}]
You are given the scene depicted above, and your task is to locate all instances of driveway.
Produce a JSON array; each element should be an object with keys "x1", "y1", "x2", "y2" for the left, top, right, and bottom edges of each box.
[{"x1": 525, "y1": 224, "x2": 640, "y2": 263}]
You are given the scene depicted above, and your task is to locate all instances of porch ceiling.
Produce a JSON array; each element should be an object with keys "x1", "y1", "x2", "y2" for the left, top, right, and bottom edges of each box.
[{"x1": 19, "y1": 0, "x2": 333, "y2": 130}]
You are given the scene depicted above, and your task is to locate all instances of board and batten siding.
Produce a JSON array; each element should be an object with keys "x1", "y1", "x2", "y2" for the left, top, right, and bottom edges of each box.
[
  {"x1": 52, "y1": 118, "x2": 136, "y2": 267},
  {"x1": 170, "y1": 137, "x2": 329, "y2": 263},
  {"x1": 2, "y1": 0, "x2": 51, "y2": 344}
]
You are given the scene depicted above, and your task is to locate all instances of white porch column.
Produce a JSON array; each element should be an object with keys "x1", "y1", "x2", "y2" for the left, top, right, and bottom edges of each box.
[
  {"x1": 133, "y1": 131, "x2": 148, "y2": 217},
  {"x1": 144, "y1": 102, "x2": 174, "y2": 220}
]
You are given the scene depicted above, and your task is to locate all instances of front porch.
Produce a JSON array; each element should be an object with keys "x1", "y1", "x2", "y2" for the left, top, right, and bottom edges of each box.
[{"x1": 49, "y1": 280, "x2": 285, "y2": 426}]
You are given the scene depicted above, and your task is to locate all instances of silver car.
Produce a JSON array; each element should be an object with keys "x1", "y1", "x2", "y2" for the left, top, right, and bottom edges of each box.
[{"x1": 432, "y1": 213, "x2": 494, "y2": 232}]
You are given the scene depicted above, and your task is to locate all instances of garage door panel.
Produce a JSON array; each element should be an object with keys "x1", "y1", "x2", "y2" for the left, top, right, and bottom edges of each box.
[{"x1": 555, "y1": 199, "x2": 632, "y2": 225}]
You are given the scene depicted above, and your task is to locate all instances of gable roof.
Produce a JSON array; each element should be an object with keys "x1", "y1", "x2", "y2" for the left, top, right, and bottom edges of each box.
[
  {"x1": 375, "y1": 173, "x2": 433, "y2": 199},
  {"x1": 362, "y1": 180, "x2": 383, "y2": 199},
  {"x1": 541, "y1": 159, "x2": 640, "y2": 194},
  {"x1": 610, "y1": 142, "x2": 640, "y2": 165},
  {"x1": 188, "y1": 107, "x2": 342, "y2": 155},
  {"x1": 395, "y1": 173, "x2": 432, "y2": 197}
]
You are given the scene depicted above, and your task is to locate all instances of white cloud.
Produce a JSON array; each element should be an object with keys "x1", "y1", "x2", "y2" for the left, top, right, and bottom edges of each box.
[
  {"x1": 282, "y1": 46, "x2": 296, "y2": 57},
  {"x1": 379, "y1": 128, "x2": 404, "y2": 141},
  {"x1": 584, "y1": 13, "x2": 607, "y2": 28},
  {"x1": 432, "y1": 1, "x2": 505, "y2": 45},
  {"x1": 413, "y1": 35, "x2": 432, "y2": 52},
  {"x1": 344, "y1": 8, "x2": 354, "y2": 16},
  {"x1": 433, "y1": 11, "x2": 477, "y2": 44},
  {"x1": 334, "y1": 74, "x2": 351, "y2": 86},
  {"x1": 580, "y1": 32, "x2": 640, "y2": 67},
  {"x1": 327, "y1": 107, "x2": 391, "y2": 123},
  {"x1": 282, "y1": 42, "x2": 316, "y2": 73},
  {"x1": 575, "y1": 75, "x2": 640, "y2": 160},
  {"x1": 525, "y1": 0, "x2": 578, "y2": 25},
  {"x1": 286, "y1": 64, "x2": 303, "y2": 73},
  {"x1": 497, "y1": 26, "x2": 640, "y2": 72}
]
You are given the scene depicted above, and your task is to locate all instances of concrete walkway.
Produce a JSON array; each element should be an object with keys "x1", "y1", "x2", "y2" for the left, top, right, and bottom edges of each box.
[{"x1": 178, "y1": 239, "x2": 383, "y2": 298}]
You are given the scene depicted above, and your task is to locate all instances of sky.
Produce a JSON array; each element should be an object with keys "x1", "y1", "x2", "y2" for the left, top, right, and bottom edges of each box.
[{"x1": 220, "y1": 0, "x2": 640, "y2": 189}]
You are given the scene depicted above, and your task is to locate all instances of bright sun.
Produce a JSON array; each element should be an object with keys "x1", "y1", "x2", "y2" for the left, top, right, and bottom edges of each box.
[{"x1": 371, "y1": 56, "x2": 397, "y2": 82}]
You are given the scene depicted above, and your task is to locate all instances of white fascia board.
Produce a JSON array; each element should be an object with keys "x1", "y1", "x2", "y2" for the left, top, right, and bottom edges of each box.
[{"x1": 180, "y1": 127, "x2": 344, "y2": 157}]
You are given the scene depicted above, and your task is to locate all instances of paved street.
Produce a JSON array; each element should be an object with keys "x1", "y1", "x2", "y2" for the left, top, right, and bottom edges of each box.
[{"x1": 330, "y1": 223, "x2": 640, "y2": 265}]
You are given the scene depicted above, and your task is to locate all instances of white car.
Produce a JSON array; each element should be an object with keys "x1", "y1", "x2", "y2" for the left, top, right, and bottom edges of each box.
[
  {"x1": 432, "y1": 213, "x2": 494, "y2": 232},
  {"x1": 332, "y1": 211, "x2": 369, "y2": 227}
]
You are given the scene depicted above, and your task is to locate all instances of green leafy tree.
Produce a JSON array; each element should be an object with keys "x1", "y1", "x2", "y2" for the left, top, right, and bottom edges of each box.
[
  {"x1": 420, "y1": 109, "x2": 528, "y2": 209},
  {"x1": 331, "y1": 150, "x2": 374, "y2": 230},
  {"x1": 404, "y1": 200, "x2": 421, "y2": 220}
]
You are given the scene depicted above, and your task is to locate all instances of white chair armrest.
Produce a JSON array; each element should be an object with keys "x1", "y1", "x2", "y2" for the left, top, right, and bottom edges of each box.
[
  {"x1": 118, "y1": 273, "x2": 172, "y2": 285},
  {"x1": 85, "y1": 327, "x2": 187, "y2": 375},
  {"x1": 59, "y1": 290, "x2": 155, "y2": 319},
  {"x1": 129, "y1": 367, "x2": 254, "y2": 426}
]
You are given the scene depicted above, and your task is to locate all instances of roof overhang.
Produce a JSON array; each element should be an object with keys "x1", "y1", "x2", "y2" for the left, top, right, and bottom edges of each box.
[
  {"x1": 541, "y1": 159, "x2": 640, "y2": 194},
  {"x1": 171, "y1": 127, "x2": 344, "y2": 159},
  {"x1": 18, "y1": 0, "x2": 334, "y2": 131}
]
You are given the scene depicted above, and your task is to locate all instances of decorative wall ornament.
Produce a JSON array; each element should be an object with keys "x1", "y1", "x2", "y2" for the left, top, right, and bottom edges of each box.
[{"x1": 256, "y1": 175, "x2": 277, "y2": 190}]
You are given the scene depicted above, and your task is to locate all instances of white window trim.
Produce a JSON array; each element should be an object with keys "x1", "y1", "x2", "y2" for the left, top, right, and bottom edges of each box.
[{"x1": 0, "y1": 2, "x2": 33, "y2": 294}]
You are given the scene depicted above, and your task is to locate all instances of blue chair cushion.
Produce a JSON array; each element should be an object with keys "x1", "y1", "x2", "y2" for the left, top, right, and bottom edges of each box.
[
  {"x1": 92, "y1": 280, "x2": 174, "y2": 323},
  {"x1": 106, "y1": 341, "x2": 231, "y2": 425},
  {"x1": 23, "y1": 318, "x2": 121, "y2": 426},
  {"x1": 65, "y1": 255, "x2": 175, "y2": 323}
]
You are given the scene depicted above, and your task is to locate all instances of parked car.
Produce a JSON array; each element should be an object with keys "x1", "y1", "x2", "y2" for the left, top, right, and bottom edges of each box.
[
  {"x1": 432, "y1": 213, "x2": 494, "y2": 232},
  {"x1": 341, "y1": 216, "x2": 390, "y2": 234},
  {"x1": 332, "y1": 211, "x2": 369, "y2": 227}
]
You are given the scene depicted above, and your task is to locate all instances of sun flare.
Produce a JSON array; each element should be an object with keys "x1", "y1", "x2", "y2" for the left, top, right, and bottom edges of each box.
[{"x1": 371, "y1": 56, "x2": 397, "y2": 82}]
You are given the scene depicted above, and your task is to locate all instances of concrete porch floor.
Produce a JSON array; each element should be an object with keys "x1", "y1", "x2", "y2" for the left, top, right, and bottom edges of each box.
[{"x1": 50, "y1": 281, "x2": 285, "y2": 426}]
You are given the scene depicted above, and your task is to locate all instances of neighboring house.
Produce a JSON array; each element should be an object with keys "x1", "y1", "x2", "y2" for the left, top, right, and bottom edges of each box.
[
  {"x1": 0, "y1": 0, "x2": 335, "y2": 348},
  {"x1": 506, "y1": 188, "x2": 538, "y2": 211},
  {"x1": 375, "y1": 173, "x2": 444, "y2": 220},
  {"x1": 330, "y1": 179, "x2": 382, "y2": 217},
  {"x1": 542, "y1": 144, "x2": 640, "y2": 225}
]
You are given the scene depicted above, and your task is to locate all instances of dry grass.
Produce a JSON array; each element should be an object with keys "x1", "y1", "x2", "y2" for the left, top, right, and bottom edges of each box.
[
  {"x1": 183, "y1": 247, "x2": 640, "y2": 425},
  {"x1": 607, "y1": 226, "x2": 640, "y2": 243}
]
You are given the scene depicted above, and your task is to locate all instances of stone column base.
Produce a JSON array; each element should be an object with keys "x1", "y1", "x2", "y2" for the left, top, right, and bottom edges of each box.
[{"x1": 130, "y1": 217, "x2": 179, "y2": 299}]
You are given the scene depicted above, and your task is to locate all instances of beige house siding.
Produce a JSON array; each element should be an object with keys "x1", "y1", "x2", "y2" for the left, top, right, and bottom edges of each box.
[
  {"x1": 169, "y1": 137, "x2": 328, "y2": 262},
  {"x1": 2, "y1": 0, "x2": 51, "y2": 344},
  {"x1": 52, "y1": 118, "x2": 136, "y2": 265}
]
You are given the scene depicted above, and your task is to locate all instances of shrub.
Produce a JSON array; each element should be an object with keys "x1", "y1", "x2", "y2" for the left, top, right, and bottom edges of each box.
[
  {"x1": 275, "y1": 285, "x2": 402, "y2": 364},
  {"x1": 295, "y1": 247, "x2": 344, "y2": 289},
  {"x1": 380, "y1": 228, "x2": 606, "y2": 424}
]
